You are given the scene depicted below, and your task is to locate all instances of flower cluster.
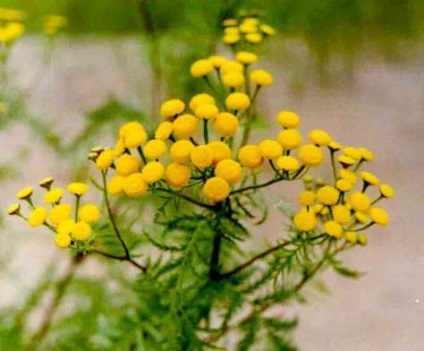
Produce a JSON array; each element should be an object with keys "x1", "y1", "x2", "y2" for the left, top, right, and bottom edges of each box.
[
  {"x1": 221, "y1": 16, "x2": 276, "y2": 46},
  {"x1": 8, "y1": 178, "x2": 100, "y2": 249}
]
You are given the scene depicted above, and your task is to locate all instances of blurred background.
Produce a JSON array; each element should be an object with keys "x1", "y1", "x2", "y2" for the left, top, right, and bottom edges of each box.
[{"x1": 0, "y1": 0, "x2": 423, "y2": 350}]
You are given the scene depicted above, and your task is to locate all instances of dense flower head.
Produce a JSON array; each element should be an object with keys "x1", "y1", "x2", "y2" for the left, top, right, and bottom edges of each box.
[
  {"x1": 213, "y1": 112, "x2": 239, "y2": 137},
  {"x1": 68, "y1": 182, "x2": 89, "y2": 196},
  {"x1": 276, "y1": 111, "x2": 300, "y2": 128},
  {"x1": 203, "y1": 177, "x2": 230, "y2": 203},
  {"x1": 225, "y1": 92, "x2": 250, "y2": 111},
  {"x1": 190, "y1": 59, "x2": 214, "y2": 77},
  {"x1": 250, "y1": 69, "x2": 273, "y2": 87},
  {"x1": 160, "y1": 99, "x2": 185, "y2": 118}
]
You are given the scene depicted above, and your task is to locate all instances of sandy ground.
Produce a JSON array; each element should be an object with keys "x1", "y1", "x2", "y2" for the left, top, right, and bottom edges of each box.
[{"x1": 0, "y1": 37, "x2": 423, "y2": 350}]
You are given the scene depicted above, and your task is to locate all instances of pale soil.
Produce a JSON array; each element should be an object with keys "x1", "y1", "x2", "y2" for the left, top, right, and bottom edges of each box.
[{"x1": 0, "y1": 37, "x2": 423, "y2": 350}]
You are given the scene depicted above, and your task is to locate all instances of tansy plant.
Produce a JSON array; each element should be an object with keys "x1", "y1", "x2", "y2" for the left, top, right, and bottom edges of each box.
[{"x1": 7, "y1": 15, "x2": 394, "y2": 351}]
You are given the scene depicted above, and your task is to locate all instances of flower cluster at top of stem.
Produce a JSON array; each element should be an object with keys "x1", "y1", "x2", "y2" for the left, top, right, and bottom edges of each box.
[{"x1": 221, "y1": 16, "x2": 276, "y2": 46}]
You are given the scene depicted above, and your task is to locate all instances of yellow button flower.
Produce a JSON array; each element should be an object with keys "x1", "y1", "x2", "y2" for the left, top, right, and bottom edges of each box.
[
  {"x1": 332, "y1": 205, "x2": 352, "y2": 224},
  {"x1": 28, "y1": 207, "x2": 49, "y2": 227},
  {"x1": 245, "y1": 33, "x2": 262, "y2": 43},
  {"x1": 141, "y1": 161, "x2": 165, "y2": 183},
  {"x1": 209, "y1": 141, "x2": 232, "y2": 163},
  {"x1": 260, "y1": 24, "x2": 276, "y2": 36},
  {"x1": 276, "y1": 156, "x2": 300, "y2": 171},
  {"x1": 360, "y1": 171, "x2": 380, "y2": 185},
  {"x1": 143, "y1": 139, "x2": 167, "y2": 159},
  {"x1": 348, "y1": 193, "x2": 371, "y2": 212},
  {"x1": 7, "y1": 203, "x2": 20, "y2": 215},
  {"x1": 55, "y1": 233, "x2": 72, "y2": 249},
  {"x1": 239, "y1": 22, "x2": 257, "y2": 33},
  {"x1": 355, "y1": 211, "x2": 369, "y2": 224},
  {"x1": 114, "y1": 139, "x2": 125, "y2": 156},
  {"x1": 39, "y1": 177, "x2": 54, "y2": 189},
  {"x1": 298, "y1": 144, "x2": 324, "y2": 167},
  {"x1": 235, "y1": 51, "x2": 258, "y2": 65},
  {"x1": 359, "y1": 147, "x2": 374, "y2": 162},
  {"x1": 345, "y1": 231, "x2": 358, "y2": 244},
  {"x1": 324, "y1": 221, "x2": 343, "y2": 238},
  {"x1": 118, "y1": 121, "x2": 147, "y2": 148},
  {"x1": 250, "y1": 69, "x2": 273, "y2": 87},
  {"x1": 44, "y1": 188, "x2": 64, "y2": 204},
  {"x1": 78, "y1": 204, "x2": 100, "y2": 223},
  {"x1": 309, "y1": 129, "x2": 332, "y2": 146},
  {"x1": 338, "y1": 154, "x2": 356, "y2": 167},
  {"x1": 165, "y1": 163, "x2": 191, "y2": 188},
  {"x1": 57, "y1": 219, "x2": 76, "y2": 235},
  {"x1": 189, "y1": 94, "x2": 216, "y2": 112},
  {"x1": 220, "y1": 61, "x2": 244, "y2": 75},
  {"x1": 298, "y1": 191, "x2": 316, "y2": 206},
  {"x1": 238, "y1": 145, "x2": 263, "y2": 169},
  {"x1": 107, "y1": 175, "x2": 126, "y2": 195},
  {"x1": 68, "y1": 182, "x2": 89, "y2": 196},
  {"x1": 328, "y1": 141, "x2": 341, "y2": 151},
  {"x1": 116, "y1": 154, "x2": 140, "y2": 176},
  {"x1": 316, "y1": 186, "x2": 339, "y2": 205},
  {"x1": 72, "y1": 221, "x2": 92, "y2": 241},
  {"x1": 123, "y1": 173, "x2": 148, "y2": 197},
  {"x1": 190, "y1": 59, "x2": 213, "y2": 77},
  {"x1": 190, "y1": 145, "x2": 213, "y2": 169},
  {"x1": 336, "y1": 179, "x2": 353, "y2": 192},
  {"x1": 155, "y1": 121, "x2": 174, "y2": 140},
  {"x1": 379, "y1": 184, "x2": 394, "y2": 198},
  {"x1": 276, "y1": 129, "x2": 302, "y2": 149},
  {"x1": 369, "y1": 207, "x2": 389, "y2": 226},
  {"x1": 209, "y1": 56, "x2": 227, "y2": 69},
  {"x1": 223, "y1": 34, "x2": 240, "y2": 45},
  {"x1": 293, "y1": 210, "x2": 317, "y2": 231},
  {"x1": 170, "y1": 140, "x2": 195, "y2": 163},
  {"x1": 96, "y1": 149, "x2": 115, "y2": 170},
  {"x1": 49, "y1": 203, "x2": 72, "y2": 225},
  {"x1": 358, "y1": 233, "x2": 368, "y2": 245},
  {"x1": 17, "y1": 186, "x2": 33, "y2": 200},
  {"x1": 222, "y1": 72, "x2": 245, "y2": 88},
  {"x1": 276, "y1": 111, "x2": 300, "y2": 128},
  {"x1": 215, "y1": 159, "x2": 242, "y2": 185},
  {"x1": 222, "y1": 19, "x2": 237, "y2": 27},
  {"x1": 225, "y1": 92, "x2": 250, "y2": 111},
  {"x1": 195, "y1": 104, "x2": 219, "y2": 120},
  {"x1": 339, "y1": 169, "x2": 357, "y2": 184},
  {"x1": 213, "y1": 112, "x2": 239, "y2": 137},
  {"x1": 173, "y1": 114, "x2": 199, "y2": 139},
  {"x1": 258, "y1": 139, "x2": 283, "y2": 159},
  {"x1": 203, "y1": 177, "x2": 230, "y2": 202},
  {"x1": 160, "y1": 99, "x2": 185, "y2": 118}
]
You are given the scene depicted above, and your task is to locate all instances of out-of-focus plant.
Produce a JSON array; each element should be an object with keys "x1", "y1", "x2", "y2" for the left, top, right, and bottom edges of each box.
[{"x1": 5, "y1": 16, "x2": 395, "y2": 350}]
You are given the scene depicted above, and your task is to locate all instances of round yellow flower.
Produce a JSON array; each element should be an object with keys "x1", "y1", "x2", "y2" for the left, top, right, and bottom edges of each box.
[
  {"x1": 222, "y1": 71, "x2": 245, "y2": 88},
  {"x1": 220, "y1": 61, "x2": 244, "y2": 75},
  {"x1": 338, "y1": 155, "x2": 356, "y2": 167},
  {"x1": 209, "y1": 56, "x2": 227, "y2": 69},
  {"x1": 68, "y1": 182, "x2": 89, "y2": 196},
  {"x1": 17, "y1": 186, "x2": 33, "y2": 200},
  {"x1": 258, "y1": 139, "x2": 283, "y2": 159},
  {"x1": 0, "y1": 22, "x2": 24, "y2": 43},
  {"x1": 298, "y1": 191, "x2": 315, "y2": 206},
  {"x1": 245, "y1": 33, "x2": 262, "y2": 43},
  {"x1": 343, "y1": 146, "x2": 361, "y2": 160},
  {"x1": 215, "y1": 159, "x2": 242, "y2": 185},
  {"x1": 380, "y1": 184, "x2": 395, "y2": 198},
  {"x1": 107, "y1": 175, "x2": 126, "y2": 195},
  {"x1": 316, "y1": 186, "x2": 339, "y2": 205},
  {"x1": 369, "y1": 207, "x2": 389, "y2": 226},
  {"x1": 49, "y1": 203, "x2": 72, "y2": 225},
  {"x1": 195, "y1": 104, "x2": 219, "y2": 120},
  {"x1": 143, "y1": 139, "x2": 167, "y2": 159},
  {"x1": 118, "y1": 121, "x2": 147, "y2": 148},
  {"x1": 57, "y1": 219, "x2": 76, "y2": 235},
  {"x1": 348, "y1": 193, "x2": 371, "y2": 212},
  {"x1": 235, "y1": 51, "x2": 258, "y2": 65},
  {"x1": 189, "y1": 94, "x2": 215, "y2": 112},
  {"x1": 355, "y1": 211, "x2": 369, "y2": 224},
  {"x1": 7, "y1": 203, "x2": 20, "y2": 215},
  {"x1": 44, "y1": 188, "x2": 64, "y2": 204},
  {"x1": 28, "y1": 207, "x2": 49, "y2": 227},
  {"x1": 293, "y1": 210, "x2": 317, "y2": 231},
  {"x1": 324, "y1": 221, "x2": 343, "y2": 238},
  {"x1": 332, "y1": 205, "x2": 352, "y2": 224},
  {"x1": 141, "y1": 161, "x2": 165, "y2": 183},
  {"x1": 260, "y1": 24, "x2": 276, "y2": 36},
  {"x1": 250, "y1": 69, "x2": 273, "y2": 86},
  {"x1": 190, "y1": 145, "x2": 213, "y2": 169},
  {"x1": 339, "y1": 169, "x2": 357, "y2": 184},
  {"x1": 170, "y1": 140, "x2": 195, "y2": 163},
  {"x1": 345, "y1": 231, "x2": 358, "y2": 244},
  {"x1": 165, "y1": 163, "x2": 191, "y2": 188},
  {"x1": 203, "y1": 177, "x2": 230, "y2": 202},
  {"x1": 309, "y1": 129, "x2": 332, "y2": 146},
  {"x1": 359, "y1": 147, "x2": 374, "y2": 162},
  {"x1": 39, "y1": 177, "x2": 54, "y2": 189},
  {"x1": 298, "y1": 144, "x2": 324, "y2": 167},
  {"x1": 276, "y1": 111, "x2": 300, "y2": 128},
  {"x1": 328, "y1": 141, "x2": 341, "y2": 151},
  {"x1": 96, "y1": 149, "x2": 115, "y2": 170},
  {"x1": 239, "y1": 22, "x2": 257, "y2": 33},
  {"x1": 360, "y1": 171, "x2": 380, "y2": 185},
  {"x1": 116, "y1": 154, "x2": 140, "y2": 176},
  {"x1": 223, "y1": 34, "x2": 240, "y2": 45},
  {"x1": 238, "y1": 145, "x2": 263, "y2": 169},
  {"x1": 224, "y1": 27, "x2": 239, "y2": 35},
  {"x1": 55, "y1": 233, "x2": 72, "y2": 249},
  {"x1": 78, "y1": 204, "x2": 100, "y2": 223},
  {"x1": 225, "y1": 92, "x2": 250, "y2": 111},
  {"x1": 336, "y1": 179, "x2": 353, "y2": 192},
  {"x1": 276, "y1": 156, "x2": 300, "y2": 171},
  {"x1": 160, "y1": 99, "x2": 185, "y2": 118},
  {"x1": 172, "y1": 114, "x2": 199, "y2": 139},
  {"x1": 123, "y1": 173, "x2": 148, "y2": 197},
  {"x1": 209, "y1": 141, "x2": 232, "y2": 163},
  {"x1": 213, "y1": 112, "x2": 239, "y2": 137},
  {"x1": 72, "y1": 221, "x2": 92, "y2": 241},
  {"x1": 276, "y1": 129, "x2": 302, "y2": 149},
  {"x1": 358, "y1": 233, "x2": 368, "y2": 245},
  {"x1": 114, "y1": 139, "x2": 125, "y2": 156},
  {"x1": 155, "y1": 121, "x2": 174, "y2": 140},
  {"x1": 190, "y1": 59, "x2": 213, "y2": 77},
  {"x1": 222, "y1": 19, "x2": 237, "y2": 27}
]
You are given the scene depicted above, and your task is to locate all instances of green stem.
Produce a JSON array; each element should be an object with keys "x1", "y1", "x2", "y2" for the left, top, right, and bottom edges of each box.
[{"x1": 203, "y1": 119, "x2": 209, "y2": 144}]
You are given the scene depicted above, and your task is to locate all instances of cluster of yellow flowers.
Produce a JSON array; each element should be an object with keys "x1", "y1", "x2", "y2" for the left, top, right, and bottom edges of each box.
[
  {"x1": 222, "y1": 16, "x2": 276, "y2": 46},
  {"x1": 43, "y1": 14, "x2": 67, "y2": 36},
  {"x1": 7, "y1": 178, "x2": 100, "y2": 249}
]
